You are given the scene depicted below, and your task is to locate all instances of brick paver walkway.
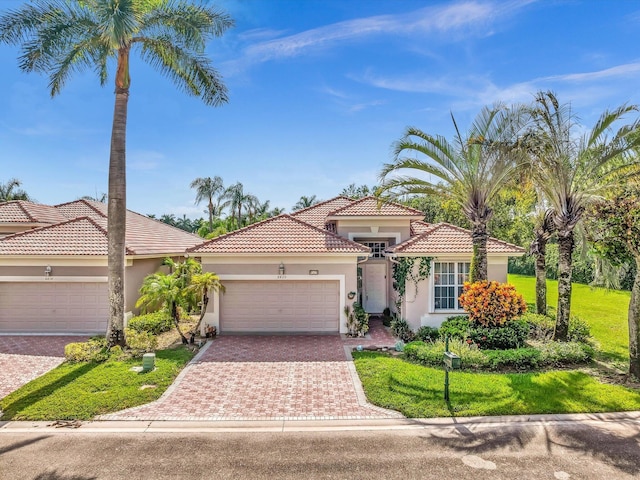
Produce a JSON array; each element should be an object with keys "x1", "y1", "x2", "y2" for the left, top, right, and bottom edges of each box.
[
  {"x1": 0, "y1": 336, "x2": 88, "y2": 400},
  {"x1": 100, "y1": 319, "x2": 402, "y2": 421}
]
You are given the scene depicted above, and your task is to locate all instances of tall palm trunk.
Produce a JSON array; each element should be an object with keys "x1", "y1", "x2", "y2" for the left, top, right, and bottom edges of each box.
[
  {"x1": 629, "y1": 256, "x2": 640, "y2": 379},
  {"x1": 470, "y1": 222, "x2": 488, "y2": 282},
  {"x1": 530, "y1": 216, "x2": 554, "y2": 316},
  {"x1": 534, "y1": 238, "x2": 548, "y2": 315},
  {"x1": 554, "y1": 230, "x2": 574, "y2": 341},
  {"x1": 106, "y1": 47, "x2": 130, "y2": 347},
  {"x1": 207, "y1": 199, "x2": 214, "y2": 232}
]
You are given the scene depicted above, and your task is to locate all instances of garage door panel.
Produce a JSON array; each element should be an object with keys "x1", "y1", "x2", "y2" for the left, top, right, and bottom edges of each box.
[
  {"x1": 220, "y1": 280, "x2": 339, "y2": 332},
  {"x1": 0, "y1": 282, "x2": 108, "y2": 333}
]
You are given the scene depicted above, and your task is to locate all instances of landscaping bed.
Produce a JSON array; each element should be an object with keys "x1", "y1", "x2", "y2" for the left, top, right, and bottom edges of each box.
[{"x1": 353, "y1": 351, "x2": 640, "y2": 418}]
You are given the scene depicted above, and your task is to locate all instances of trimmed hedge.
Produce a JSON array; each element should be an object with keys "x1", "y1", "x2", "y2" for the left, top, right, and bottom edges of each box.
[
  {"x1": 403, "y1": 339, "x2": 594, "y2": 371},
  {"x1": 127, "y1": 311, "x2": 173, "y2": 335},
  {"x1": 438, "y1": 315, "x2": 529, "y2": 349}
]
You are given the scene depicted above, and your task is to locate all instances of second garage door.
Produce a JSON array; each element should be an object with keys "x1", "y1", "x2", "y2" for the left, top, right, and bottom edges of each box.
[
  {"x1": 220, "y1": 280, "x2": 339, "y2": 333},
  {"x1": 0, "y1": 282, "x2": 109, "y2": 333}
]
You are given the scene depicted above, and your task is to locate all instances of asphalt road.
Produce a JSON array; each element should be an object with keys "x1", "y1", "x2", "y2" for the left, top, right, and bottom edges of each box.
[{"x1": 1, "y1": 419, "x2": 639, "y2": 480}]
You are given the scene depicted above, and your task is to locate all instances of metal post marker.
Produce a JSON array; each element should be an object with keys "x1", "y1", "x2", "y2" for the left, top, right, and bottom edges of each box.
[{"x1": 444, "y1": 335, "x2": 450, "y2": 401}]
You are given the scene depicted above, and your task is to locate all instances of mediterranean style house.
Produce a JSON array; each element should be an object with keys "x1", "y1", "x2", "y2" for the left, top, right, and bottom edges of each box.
[{"x1": 0, "y1": 196, "x2": 524, "y2": 335}]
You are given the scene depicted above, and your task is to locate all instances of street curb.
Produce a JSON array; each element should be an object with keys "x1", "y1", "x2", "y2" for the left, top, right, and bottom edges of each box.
[{"x1": 2, "y1": 411, "x2": 638, "y2": 434}]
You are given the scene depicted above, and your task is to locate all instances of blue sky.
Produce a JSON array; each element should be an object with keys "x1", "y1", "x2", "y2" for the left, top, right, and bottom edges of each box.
[{"x1": 1, "y1": 0, "x2": 640, "y2": 218}]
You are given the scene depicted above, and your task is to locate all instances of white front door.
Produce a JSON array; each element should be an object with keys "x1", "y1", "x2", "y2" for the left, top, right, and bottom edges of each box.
[{"x1": 364, "y1": 263, "x2": 387, "y2": 313}]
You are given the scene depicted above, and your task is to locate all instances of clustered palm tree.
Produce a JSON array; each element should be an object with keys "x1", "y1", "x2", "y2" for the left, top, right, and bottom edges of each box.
[
  {"x1": 379, "y1": 91, "x2": 640, "y2": 374},
  {"x1": 136, "y1": 258, "x2": 223, "y2": 344},
  {"x1": 525, "y1": 92, "x2": 640, "y2": 340},
  {"x1": 379, "y1": 104, "x2": 527, "y2": 282},
  {"x1": 0, "y1": 0, "x2": 234, "y2": 346},
  {"x1": 189, "y1": 177, "x2": 283, "y2": 235}
]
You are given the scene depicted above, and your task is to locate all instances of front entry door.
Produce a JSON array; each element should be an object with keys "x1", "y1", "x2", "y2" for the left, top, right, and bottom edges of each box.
[{"x1": 364, "y1": 263, "x2": 387, "y2": 313}]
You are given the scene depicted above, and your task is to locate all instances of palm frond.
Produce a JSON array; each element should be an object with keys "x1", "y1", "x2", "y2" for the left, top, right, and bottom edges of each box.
[{"x1": 137, "y1": 35, "x2": 228, "y2": 106}]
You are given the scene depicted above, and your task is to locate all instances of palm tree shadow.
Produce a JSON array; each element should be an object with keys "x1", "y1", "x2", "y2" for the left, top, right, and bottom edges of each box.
[
  {"x1": 1, "y1": 362, "x2": 97, "y2": 419},
  {"x1": 0, "y1": 436, "x2": 49, "y2": 455},
  {"x1": 425, "y1": 421, "x2": 640, "y2": 476},
  {"x1": 32, "y1": 472, "x2": 97, "y2": 480}
]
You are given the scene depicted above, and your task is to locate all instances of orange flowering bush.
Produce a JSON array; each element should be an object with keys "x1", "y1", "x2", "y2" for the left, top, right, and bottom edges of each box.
[{"x1": 458, "y1": 281, "x2": 526, "y2": 327}]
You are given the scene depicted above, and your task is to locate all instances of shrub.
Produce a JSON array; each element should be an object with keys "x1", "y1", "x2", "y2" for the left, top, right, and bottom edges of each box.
[
  {"x1": 404, "y1": 339, "x2": 488, "y2": 369},
  {"x1": 439, "y1": 315, "x2": 471, "y2": 341},
  {"x1": 484, "y1": 348, "x2": 540, "y2": 370},
  {"x1": 522, "y1": 312, "x2": 555, "y2": 341},
  {"x1": 125, "y1": 328, "x2": 158, "y2": 353},
  {"x1": 353, "y1": 302, "x2": 370, "y2": 335},
  {"x1": 537, "y1": 341, "x2": 595, "y2": 366},
  {"x1": 390, "y1": 317, "x2": 415, "y2": 343},
  {"x1": 522, "y1": 312, "x2": 592, "y2": 344},
  {"x1": 382, "y1": 307, "x2": 393, "y2": 327},
  {"x1": 64, "y1": 337, "x2": 110, "y2": 363},
  {"x1": 568, "y1": 315, "x2": 592, "y2": 343},
  {"x1": 469, "y1": 319, "x2": 529, "y2": 349},
  {"x1": 416, "y1": 326, "x2": 440, "y2": 342},
  {"x1": 128, "y1": 311, "x2": 173, "y2": 335},
  {"x1": 458, "y1": 281, "x2": 526, "y2": 327}
]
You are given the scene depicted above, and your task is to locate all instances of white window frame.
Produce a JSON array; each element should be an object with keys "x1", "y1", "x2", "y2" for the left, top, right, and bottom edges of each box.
[
  {"x1": 361, "y1": 241, "x2": 388, "y2": 259},
  {"x1": 429, "y1": 260, "x2": 470, "y2": 313}
]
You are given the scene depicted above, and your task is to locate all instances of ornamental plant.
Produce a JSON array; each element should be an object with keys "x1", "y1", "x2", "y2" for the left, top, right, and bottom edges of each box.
[{"x1": 458, "y1": 281, "x2": 526, "y2": 327}]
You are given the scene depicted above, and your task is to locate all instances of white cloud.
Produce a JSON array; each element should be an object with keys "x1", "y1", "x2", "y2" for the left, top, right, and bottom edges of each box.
[
  {"x1": 356, "y1": 61, "x2": 640, "y2": 110},
  {"x1": 227, "y1": 1, "x2": 535, "y2": 71}
]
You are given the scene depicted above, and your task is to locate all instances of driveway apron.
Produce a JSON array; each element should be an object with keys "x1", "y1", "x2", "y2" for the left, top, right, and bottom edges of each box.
[
  {"x1": 0, "y1": 336, "x2": 87, "y2": 400},
  {"x1": 101, "y1": 320, "x2": 402, "y2": 421}
]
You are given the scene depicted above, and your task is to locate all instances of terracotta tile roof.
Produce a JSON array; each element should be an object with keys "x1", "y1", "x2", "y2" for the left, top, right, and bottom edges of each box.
[
  {"x1": 55, "y1": 199, "x2": 107, "y2": 220},
  {"x1": 291, "y1": 196, "x2": 354, "y2": 228},
  {"x1": 0, "y1": 217, "x2": 114, "y2": 256},
  {"x1": 410, "y1": 220, "x2": 433, "y2": 236},
  {"x1": 327, "y1": 196, "x2": 424, "y2": 218},
  {"x1": 0, "y1": 199, "x2": 203, "y2": 256},
  {"x1": 389, "y1": 223, "x2": 525, "y2": 255},
  {"x1": 124, "y1": 210, "x2": 204, "y2": 255},
  {"x1": 190, "y1": 214, "x2": 371, "y2": 254},
  {"x1": 0, "y1": 200, "x2": 68, "y2": 224}
]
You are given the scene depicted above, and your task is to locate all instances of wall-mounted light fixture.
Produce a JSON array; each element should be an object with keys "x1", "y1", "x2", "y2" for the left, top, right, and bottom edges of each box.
[
  {"x1": 279, "y1": 262, "x2": 285, "y2": 275},
  {"x1": 309, "y1": 269, "x2": 319, "y2": 275},
  {"x1": 44, "y1": 265, "x2": 52, "y2": 277}
]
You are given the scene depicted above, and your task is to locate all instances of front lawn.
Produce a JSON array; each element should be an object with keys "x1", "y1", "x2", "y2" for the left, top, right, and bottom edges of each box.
[
  {"x1": 354, "y1": 352, "x2": 640, "y2": 418},
  {"x1": 509, "y1": 274, "x2": 631, "y2": 363},
  {"x1": 0, "y1": 347, "x2": 193, "y2": 420}
]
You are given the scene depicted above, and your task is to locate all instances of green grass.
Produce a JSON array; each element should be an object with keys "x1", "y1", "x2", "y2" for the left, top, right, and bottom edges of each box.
[
  {"x1": 0, "y1": 347, "x2": 194, "y2": 420},
  {"x1": 509, "y1": 274, "x2": 630, "y2": 363},
  {"x1": 354, "y1": 352, "x2": 640, "y2": 418}
]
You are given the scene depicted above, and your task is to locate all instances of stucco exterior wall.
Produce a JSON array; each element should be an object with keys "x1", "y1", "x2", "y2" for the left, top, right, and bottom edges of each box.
[
  {"x1": 401, "y1": 255, "x2": 512, "y2": 329},
  {"x1": 0, "y1": 265, "x2": 108, "y2": 277},
  {"x1": 124, "y1": 258, "x2": 166, "y2": 314}
]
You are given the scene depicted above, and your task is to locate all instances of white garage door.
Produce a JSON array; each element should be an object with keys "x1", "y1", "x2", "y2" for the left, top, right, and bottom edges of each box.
[
  {"x1": 220, "y1": 280, "x2": 339, "y2": 333},
  {"x1": 0, "y1": 282, "x2": 109, "y2": 333}
]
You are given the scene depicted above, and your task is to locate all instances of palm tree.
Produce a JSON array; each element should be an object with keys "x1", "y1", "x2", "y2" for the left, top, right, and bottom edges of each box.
[
  {"x1": 80, "y1": 192, "x2": 107, "y2": 203},
  {"x1": 188, "y1": 272, "x2": 224, "y2": 335},
  {"x1": 379, "y1": 104, "x2": 526, "y2": 281},
  {"x1": 224, "y1": 182, "x2": 258, "y2": 228},
  {"x1": 191, "y1": 176, "x2": 225, "y2": 233},
  {"x1": 528, "y1": 91, "x2": 640, "y2": 340},
  {"x1": 292, "y1": 195, "x2": 319, "y2": 211},
  {"x1": 0, "y1": 178, "x2": 31, "y2": 202},
  {"x1": 0, "y1": 1, "x2": 233, "y2": 346},
  {"x1": 529, "y1": 207, "x2": 555, "y2": 315}
]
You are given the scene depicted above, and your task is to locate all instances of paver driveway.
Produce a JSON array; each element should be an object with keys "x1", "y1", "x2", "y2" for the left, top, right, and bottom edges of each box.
[
  {"x1": 101, "y1": 320, "x2": 402, "y2": 421},
  {"x1": 0, "y1": 336, "x2": 87, "y2": 400}
]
